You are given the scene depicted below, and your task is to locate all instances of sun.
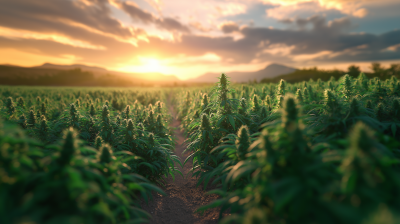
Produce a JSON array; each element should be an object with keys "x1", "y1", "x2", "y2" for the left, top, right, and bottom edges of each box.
[
  {"x1": 141, "y1": 58, "x2": 162, "y2": 73},
  {"x1": 117, "y1": 57, "x2": 173, "y2": 76}
]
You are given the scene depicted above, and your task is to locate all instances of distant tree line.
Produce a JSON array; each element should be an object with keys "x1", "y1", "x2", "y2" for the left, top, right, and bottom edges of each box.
[
  {"x1": 260, "y1": 62, "x2": 400, "y2": 83},
  {"x1": 0, "y1": 68, "x2": 95, "y2": 86},
  {"x1": 0, "y1": 68, "x2": 148, "y2": 87},
  {"x1": 0, "y1": 66, "x2": 204, "y2": 87}
]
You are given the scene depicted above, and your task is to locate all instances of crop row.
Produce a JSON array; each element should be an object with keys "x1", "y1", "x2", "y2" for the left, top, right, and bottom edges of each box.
[{"x1": 177, "y1": 73, "x2": 400, "y2": 224}]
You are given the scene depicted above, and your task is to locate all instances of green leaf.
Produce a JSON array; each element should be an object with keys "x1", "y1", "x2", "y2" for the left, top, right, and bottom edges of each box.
[
  {"x1": 392, "y1": 124, "x2": 397, "y2": 137},
  {"x1": 140, "y1": 183, "x2": 166, "y2": 196},
  {"x1": 228, "y1": 115, "x2": 235, "y2": 129},
  {"x1": 128, "y1": 183, "x2": 145, "y2": 191}
]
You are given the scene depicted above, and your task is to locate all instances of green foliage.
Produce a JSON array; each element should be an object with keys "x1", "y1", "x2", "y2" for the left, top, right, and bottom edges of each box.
[
  {"x1": 94, "y1": 135, "x2": 103, "y2": 150},
  {"x1": 202, "y1": 93, "x2": 210, "y2": 114},
  {"x1": 124, "y1": 119, "x2": 135, "y2": 145},
  {"x1": 175, "y1": 72, "x2": 400, "y2": 224},
  {"x1": 38, "y1": 115, "x2": 49, "y2": 143},
  {"x1": 5, "y1": 97, "x2": 15, "y2": 116},
  {"x1": 89, "y1": 103, "x2": 96, "y2": 117},
  {"x1": 0, "y1": 86, "x2": 179, "y2": 223},
  {"x1": 235, "y1": 125, "x2": 250, "y2": 160},
  {"x1": 4, "y1": 70, "x2": 400, "y2": 224},
  {"x1": 251, "y1": 95, "x2": 260, "y2": 113},
  {"x1": 27, "y1": 110, "x2": 36, "y2": 127},
  {"x1": 123, "y1": 105, "x2": 130, "y2": 119},
  {"x1": 0, "y1": 125, "x2": 164, "y2": 224},
  {"x1": 18, "y1": 114, "x2": 27, "y2": 129},
  {"x1": 277, "y1": 79, "x2": 286, "y2": 96},
  {"x1": 69, "y1": 103, "x2": 79, "y2": 129},
  {"x1": 40, "y1": 102, "x2": 47, "y2": 117},
  {"x1": 155, "y1": 101, "x2": 162, "y2": 114},
  {"x1": 238, "y1": 98, "x2": 247, "y2": 116},
  {"x1": 100, "y1": 105, "x2": 114, "y2": 144},
  {"x1": 295, "y1": 88, "x2": 303, "y2": 103},
  {"x1": 17, "y1": 97, "x2": 25, "y2": 108}
]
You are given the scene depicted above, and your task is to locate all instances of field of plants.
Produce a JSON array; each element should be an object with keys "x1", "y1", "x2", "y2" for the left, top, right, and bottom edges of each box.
[
  {"x1": 0, "y1": 87, "x2": 181, "y2": 224},
  {"x1": 2, "y1": 72, "x2": 400, "y2": 224}
]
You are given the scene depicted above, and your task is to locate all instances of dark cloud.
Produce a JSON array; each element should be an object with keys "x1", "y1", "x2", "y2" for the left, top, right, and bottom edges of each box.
[
  {"x1": 154, "y1": 16, "x2": 400, "y2": 64},
  {"x1": 278, "y1": 18, "x2": 294, "y2": 24},
  {"x1": 316, "y1": 29, "x2": 400, "y2": 62},
  {"x1": 156, "y1": 17, "x2": 190, "y2": 33},
  {"x1": 0, "y1": 0, "x2": 134, "y2": 38},
  {"x1": 117, "y1": 0, "x2": 190, "y2": 33},
  {"x1": 280, "y1": 15, "x2": 352, "y2": 33},
  {"x1": 118, "y1": 1, "x2": 155, "y2": 24},
  {"x1": 237, "y1": 16, "x2": 368, "y2": 56},
  {"x1": 220, "y1": 22, "x2": 240, "y2": 34}
]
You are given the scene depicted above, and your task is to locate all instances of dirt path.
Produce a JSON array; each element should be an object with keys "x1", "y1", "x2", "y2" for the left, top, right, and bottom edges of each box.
[{"x1": 141, "y1": 95, "x2": 220, "y2": 224}]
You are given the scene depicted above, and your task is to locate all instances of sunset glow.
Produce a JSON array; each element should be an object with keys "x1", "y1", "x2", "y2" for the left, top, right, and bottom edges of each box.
[
  {"x1": 140, "y1": 58, "x2": 163, "y2": 73},
  {"x1": 118, "y1": 57, "x2": 172, "y2": 77},
  {"x1": 0, "y1": 0, "x2": 399, "y2": 80}
]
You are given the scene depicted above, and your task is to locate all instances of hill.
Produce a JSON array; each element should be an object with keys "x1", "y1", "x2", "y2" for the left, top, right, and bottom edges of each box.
[
  {"x1": 188, "y1": 63, "x2": 296, "y2": 83},
  {"x1": 35, "y1": 63, "x2": 108, "y2": 73}
]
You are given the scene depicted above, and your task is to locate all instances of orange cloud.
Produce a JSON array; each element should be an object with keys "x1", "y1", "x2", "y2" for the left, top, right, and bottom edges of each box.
[
  {"x1": 352, "y1": 8, "x2": 368, "y2": 18},
  {"x1": 0, "y1": 26, "x2": 107, "y2": 50}
]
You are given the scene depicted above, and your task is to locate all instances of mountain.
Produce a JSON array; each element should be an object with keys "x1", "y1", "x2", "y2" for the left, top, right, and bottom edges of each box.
[
  {"x1": 188, "y1": 63, "x2": 296, "y2": 83},
  {"x1": 35, "y1": 63, "x2": 108, "y2": 73},
  {"x1": 2, "y1": 63, "x2": 179, "y2": 82},
  {"x1": 33, "y1": 63, "x2": 180, "y2": 82}
]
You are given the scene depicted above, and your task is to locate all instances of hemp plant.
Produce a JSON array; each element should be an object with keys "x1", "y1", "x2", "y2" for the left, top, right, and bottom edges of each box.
[
  {"x1": 200, "y1": 95, "x2": 338, "y2": 224},
  {"x1": 197, "y1": 125, "x2": 256, "y2": 190},
  {"x1": 99, "y1": 105, "x2": 114, "y2": 144},
  {"x1": 210, "y1": 73, "x2": 242, "y2": 136},
  {"x1": 17, "y1": 97, "x2": 25, "y2": 109},
  {"x1": 27, "y1": 110, "x2": 36, "y2": 128},
  {"x1": 184, "y1": 114, "x2": 218, "y2": 179},
  {"x1": 38, "y1": 115, "x2": 49, "y2": 143},
  {"x1": 40, "y1": 102, "x2": 47, "y2": 118},
  {"x1": 18, "y1": 114, "x2": 27, "y2": 129},
  {"x1": 5, "y1": 97, "x2": 16, "y2": 118},
  {"x1": 69, "y1": 103, "x2": 80, "y2": 129}
]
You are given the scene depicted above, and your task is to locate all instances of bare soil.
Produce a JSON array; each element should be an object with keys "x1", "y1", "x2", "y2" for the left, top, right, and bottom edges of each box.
[{"x1": 140, "y1": 96, "x2": 221, "y2": 224}]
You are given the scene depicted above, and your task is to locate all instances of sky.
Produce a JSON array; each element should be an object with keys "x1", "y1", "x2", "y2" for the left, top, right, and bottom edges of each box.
[{"x1": 0, "y1": 0, "x2": 400, "y2": 80}]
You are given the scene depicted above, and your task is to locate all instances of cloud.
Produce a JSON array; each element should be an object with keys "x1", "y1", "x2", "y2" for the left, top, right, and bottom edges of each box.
[
  {"x1": 214, "y1": 2, "x2": 248, "y2": 16},
  {"x1": 0, "y1": 0, "x2": 398, "y2": 79},
  {"x1": 281, "y1": 15, "x2": 353, "y2": 33},
  {"x1": 0, "y1": 0, "x2": 143, "y2": 46},
  {"x1": 140, "y1": 15, "x2": 399, "y2": 65},
  {"x1": 352, "y1": 8, "x2": 368, "y2": 18},
  {"x1": 117, "y1": 1, "x2": 155, "y2": 24},
  {"x1": 219, "y1": 21, "x2": 240, "y2": 33},
  {"x1": 156, "y1": 17, "x2": 191, "y2": 33},
  {"x1": 239, "y1": 17, "x2": 364, "y2": 56},
  {"x1": 265, "y1": 1, "x2": 344, "y2": 20},
  {"x1": 319, "y1": 29, "x2": 400, "y2": 62},
  {"x1": 1, "y1": 10, "x2": 398, "y2": 69},
  {"x1": 189, "y1": 22, "x2": 213, "y2": 32},
  {"x1": 263, "y1": 0, "x2": 370, "y2": 16},
  {"x1": 117, "y1": 0, "x2": 190, "y2": 33},
  {"x1": 0, "y1": 26, "x2": 106, "y2": 50}
]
